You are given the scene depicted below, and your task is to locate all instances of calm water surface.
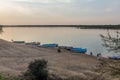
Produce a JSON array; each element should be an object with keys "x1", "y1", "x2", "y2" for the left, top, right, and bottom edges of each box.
[{"x1": 1, "y1": 27, "x2": 119, "y2": 57}]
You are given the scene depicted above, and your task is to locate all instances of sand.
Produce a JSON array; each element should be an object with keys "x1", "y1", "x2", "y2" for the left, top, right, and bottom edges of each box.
[{"x1": 0, "y1": 39, "x2": 99, "y2": 79}]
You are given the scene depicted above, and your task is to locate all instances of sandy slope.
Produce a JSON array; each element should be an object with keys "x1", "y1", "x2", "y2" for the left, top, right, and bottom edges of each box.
[{"x1": 0, "y1": 39, "x2": 99, "y2": 79}]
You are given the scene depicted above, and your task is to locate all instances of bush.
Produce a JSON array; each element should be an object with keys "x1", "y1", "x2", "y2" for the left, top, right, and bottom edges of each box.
[
  {"x1": 0, "y1": 74, "x2": 5, "y2": 80},
  {"x1": 25, "y1": 59, "x2": 48, "y2": 80},
  {"x1": 0, "y1": 74, "x2": 20, "y2": 80}
]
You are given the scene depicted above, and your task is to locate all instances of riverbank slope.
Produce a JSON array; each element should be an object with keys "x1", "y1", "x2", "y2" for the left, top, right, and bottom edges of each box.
[{"x1": 0, "y1": 39, "x2": 99, "y2": 79}]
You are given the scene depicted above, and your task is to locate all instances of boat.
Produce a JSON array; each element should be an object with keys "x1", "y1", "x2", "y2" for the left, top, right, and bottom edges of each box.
[
  {"x1": 58, "y1": 46, "x2": 67, "y2": 49},
  {"x1": 25, "y1": 42, "x2": 40, "y2": 46},
  {"x1": 13, "y1": 41, "x2": 25, "y2": 44},
  {"x1": 71, "y1": 48, "x2": 87, "y2": 53},
  {"x1": 109, "y1": 55, "x2": 120, "y2": 60},
  {"x1": 66, "y1": 46, "x2": 73, "y2": 51},
  {"x1": 39, "y1": 43, "x2": 58, "y2": 47},
  {"x1": 59, "y1": 46, "x2": 73, "y2": 50}
]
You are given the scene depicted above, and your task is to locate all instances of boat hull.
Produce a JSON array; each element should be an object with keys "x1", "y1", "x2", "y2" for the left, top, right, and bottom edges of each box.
[
  {"x1": 71, "y1": 48, "x2": 87, "y2": 53},
  {"x1": 40, "y1": 44, "x2": 58, "y2": 47}
]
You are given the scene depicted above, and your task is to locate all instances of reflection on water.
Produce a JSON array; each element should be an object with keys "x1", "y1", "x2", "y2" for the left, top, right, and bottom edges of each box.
[{"x1": 1, "y1": 27, "x2": 119, "y2": 57}]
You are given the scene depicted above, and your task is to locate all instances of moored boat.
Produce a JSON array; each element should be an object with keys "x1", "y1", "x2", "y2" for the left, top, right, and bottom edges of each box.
[
  {"x1": 71, "y1": 48, "x2": 87, "y2": 53},
  {"x1": 25, "y1": 42, "x2": 40, "y2": 46},
  {"x1": 39, "y1": 43, "x2": 58, "y2": 47},
  {"x1": 59, "y1": 46, "x2": 73, "y2": 50},
  {"x1": 109, "y1": 55, "x2": 120, "y2": 60},
  {"x1": 13, "y1": 41, "x2": 25, "y2": 44}
]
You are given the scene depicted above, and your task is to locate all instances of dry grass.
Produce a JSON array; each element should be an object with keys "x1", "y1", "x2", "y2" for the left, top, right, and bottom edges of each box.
[
  {"x1": 94, "y1": 59, "x2": 120, "y2": 80},
  {"x1": 0, "y1": 39, "x2": 99, "y2": 80}
]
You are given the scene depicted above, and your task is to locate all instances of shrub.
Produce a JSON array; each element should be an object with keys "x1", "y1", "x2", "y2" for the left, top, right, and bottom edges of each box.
[
  {"x1": 25, "y1": 59, "x2": 48, "y2": 80},
  {"x1": 0, "y1": 74, "x2": 5, "y2": 80},
  {"x1": 0, "y1": 74, "x2": 20, "y2": 80}
]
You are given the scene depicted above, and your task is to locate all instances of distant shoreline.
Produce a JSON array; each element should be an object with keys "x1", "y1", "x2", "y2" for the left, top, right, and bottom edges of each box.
[{"x1": 1, "y1": 25, "x2": 120, "y2": 29}]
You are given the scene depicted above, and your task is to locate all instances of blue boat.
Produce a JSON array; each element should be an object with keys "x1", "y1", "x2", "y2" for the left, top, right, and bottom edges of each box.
[
  {"x1": 40, "y1": 43, "x2": 58, "y2": 47},
  {"x1": 71, "y1": 48, "x2": 87, "y2": 53}
]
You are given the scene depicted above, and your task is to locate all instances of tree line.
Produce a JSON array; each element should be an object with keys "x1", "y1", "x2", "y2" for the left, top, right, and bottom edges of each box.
[{"x1": 0, "y1": 24, "x2": 120, "y2": 29}]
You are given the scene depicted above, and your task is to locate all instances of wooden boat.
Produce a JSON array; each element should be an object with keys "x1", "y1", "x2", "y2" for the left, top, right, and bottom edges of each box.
[
  {"x1": 25, "y1": 42, "x2": 40, "y2": 46},
  {"x1": 13, "y1": 41, "x2": 25, "y2": 44},
  {"x1": 59, "y1": 46, "x2": 73, "y2": 50}
]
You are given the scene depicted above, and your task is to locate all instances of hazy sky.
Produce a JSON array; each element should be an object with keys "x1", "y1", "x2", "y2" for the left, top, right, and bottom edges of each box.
[{"x1": 0, "y1": 0, "x2": 120, "y2": 25}]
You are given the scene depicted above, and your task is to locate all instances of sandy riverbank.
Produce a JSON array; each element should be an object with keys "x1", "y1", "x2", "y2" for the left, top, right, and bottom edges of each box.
[{"x1": 0, "y1": 39, "x2": 99, "y2": 79}]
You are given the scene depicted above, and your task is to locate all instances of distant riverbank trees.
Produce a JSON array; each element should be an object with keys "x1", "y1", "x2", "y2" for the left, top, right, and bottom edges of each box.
[
  {"x1": 79, "y1": 25, "x2": 120, "y2": 29},
  {"x1": 1, "y1": 24, "x2": 120, "y2": 29}
]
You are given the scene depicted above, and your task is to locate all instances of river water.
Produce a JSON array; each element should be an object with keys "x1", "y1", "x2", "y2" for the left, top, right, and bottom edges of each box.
[{"x1": 1, "y1": 27, "x2": 119, "y2": 57}]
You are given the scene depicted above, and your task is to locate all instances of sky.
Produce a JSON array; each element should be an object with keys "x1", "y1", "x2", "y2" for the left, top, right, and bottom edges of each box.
[{"x1": 0, "y1": 0, "x2": 120, "y2": 25}]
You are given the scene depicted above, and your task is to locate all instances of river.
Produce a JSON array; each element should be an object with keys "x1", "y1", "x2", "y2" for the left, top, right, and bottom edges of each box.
[{"x1": 1, "y1": 27, "x2": 119, "y2": 57}]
